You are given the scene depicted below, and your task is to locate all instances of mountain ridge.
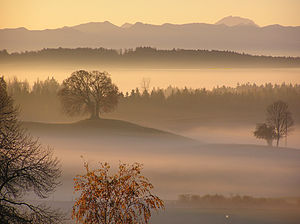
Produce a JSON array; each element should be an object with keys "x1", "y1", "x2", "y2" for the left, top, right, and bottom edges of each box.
[
  {"x1": 3, "y1": 15, "x2": 300, "y2": 31},
  {"x1": 0, "y1": 18, "x2": 299, "y2": 56}
]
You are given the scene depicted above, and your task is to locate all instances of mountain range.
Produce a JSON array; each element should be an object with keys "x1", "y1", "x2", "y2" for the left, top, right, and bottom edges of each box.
[{"x1": 0, "y1": 16, "x2": 299, "y2": 56}]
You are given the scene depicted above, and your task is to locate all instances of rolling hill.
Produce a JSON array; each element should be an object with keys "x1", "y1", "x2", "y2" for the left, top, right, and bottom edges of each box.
[{"x1": 23, "y1": 118, "x2": 196, "y2": 144}]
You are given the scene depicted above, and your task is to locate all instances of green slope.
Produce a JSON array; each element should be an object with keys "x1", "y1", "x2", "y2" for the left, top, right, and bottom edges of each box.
[{"x1": 22, "y1": 118, "x2": 196, "y2": 143}]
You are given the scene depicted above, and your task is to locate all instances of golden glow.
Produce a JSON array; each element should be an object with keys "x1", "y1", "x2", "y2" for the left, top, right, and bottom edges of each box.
[{"x1": 0, "y1": 0, "x2": 299, "y2": 29}]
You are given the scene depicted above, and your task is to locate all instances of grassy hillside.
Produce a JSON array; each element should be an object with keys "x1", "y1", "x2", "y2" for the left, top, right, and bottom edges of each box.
[{"x1": 23, "y1": 118, "x2": 195, "y2": 144}]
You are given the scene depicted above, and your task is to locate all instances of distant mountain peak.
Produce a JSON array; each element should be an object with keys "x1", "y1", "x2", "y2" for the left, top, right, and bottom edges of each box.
[
  {"x1": 215, "y1": 16, "x2": 258, "y2": 27},
  {"x1": 74, "y1": 21, "x2": 116, "y2": 27},
  {"x1": 134, "y1": 22, "x2": 144, "y2": 26},
  {"x1": 121, "y1": 23, "x2": 133, "y2": 29},
  {"x1": 71, "y1": 21, "x2": 120, "y2": 33}
]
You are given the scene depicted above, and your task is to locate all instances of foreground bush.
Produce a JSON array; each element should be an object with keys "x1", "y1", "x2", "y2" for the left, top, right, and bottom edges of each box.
[{"x1": 72, "y1": 161, "x2": 164, "y2": 224}]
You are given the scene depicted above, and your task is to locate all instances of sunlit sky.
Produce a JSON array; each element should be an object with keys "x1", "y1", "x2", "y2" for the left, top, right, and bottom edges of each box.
[{"x1": 0, "y1": 0, "x2": 299, "y2": 29}]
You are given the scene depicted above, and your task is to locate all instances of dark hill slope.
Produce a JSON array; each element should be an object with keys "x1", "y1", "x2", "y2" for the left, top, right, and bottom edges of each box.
[{"x1": 23, "y1": 118, "x2": 196, "y2": 145}]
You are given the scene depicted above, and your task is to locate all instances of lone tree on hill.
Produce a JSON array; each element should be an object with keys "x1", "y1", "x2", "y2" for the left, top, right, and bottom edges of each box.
[
  {"x1": 72, "y1": 161, "x2": 164, "y2": 224},
  {"x1": 253, "y1": 123, "x2": 276, "y2": 146},
  {"x1": 58, "y1": 70, "x2": 119, "y2": 119},
  {"x1": 0, "y1": 77, "x2": 62, "y2": 223},
  {"x1": 266, "y1": 100, "x2": 294, "y2": 147}
]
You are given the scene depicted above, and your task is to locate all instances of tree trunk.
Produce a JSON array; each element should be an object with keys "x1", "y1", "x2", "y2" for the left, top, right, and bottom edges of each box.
[
  {"x1": 90, "y1": 103, "x2": 100, "y2": 119},
  {"x1": 276, "y1": 136, "x2": 280, "y2": 147},
  {"x1": 95, "y1": 103, "x2": 100, "y2": 119},
  {"x1": 90, "y1": 113, "x2": 99, "y2": 119},
  {"x1": 267, "y1": 139, "x2": 273, "y2": 147}
]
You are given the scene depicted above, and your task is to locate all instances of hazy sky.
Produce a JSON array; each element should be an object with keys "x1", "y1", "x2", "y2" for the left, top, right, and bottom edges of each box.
[{"x1": 0, "y1": 0, "x2": 299, "y2": 29}]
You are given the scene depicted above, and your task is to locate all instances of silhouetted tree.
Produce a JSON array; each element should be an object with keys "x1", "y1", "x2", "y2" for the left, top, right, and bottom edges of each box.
[
  {"x1": 141, "y1": 77, "x2": 151, "y2": 92},
  {"x1": 266, "y1": 100, "x2": 294, "y2": 147},
  {"x1": 32, "y1": 77, "x2": 60, "y2": 96},
  {"x1": 253, "y1": 123, "x2": 275, "y2": 146},
  {"x1": 72, "y1": 161, "x2": 164, "y2": 224},
  {"x1": 6, "y1": 77, "x2": 30, "y2": 97},
  {"x1": 0, "y1": 77, "x2": 62, "y2": 223},
  {"x1": 58, "y1": 70, "x2": 119, "y2": 119}
]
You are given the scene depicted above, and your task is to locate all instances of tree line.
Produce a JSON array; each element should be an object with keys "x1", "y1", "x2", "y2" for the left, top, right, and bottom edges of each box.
[
  {"x1": 5, "y1": 76, "x2": 300, "y2": 125},
  {"x1": 1, "y1": 47, "x2": 300, "y2": 67},
  {"x1": 177, "y1": 194, "x2": 300, "y2": 208}
]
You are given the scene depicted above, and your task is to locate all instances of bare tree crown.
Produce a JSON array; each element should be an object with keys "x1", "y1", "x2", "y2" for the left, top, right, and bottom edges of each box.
[
  {"x1": 0, "y1": 77, "x2": 62, "y2": 223},
  {"x1": 58, "y1": 70, "x2": 119, "y2": 119},
  {"x1": 266, "y1": 100, "x2": 294, "y2": 147}
]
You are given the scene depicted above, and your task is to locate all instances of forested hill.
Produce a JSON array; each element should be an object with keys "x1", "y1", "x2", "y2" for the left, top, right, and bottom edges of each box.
[{"x1": 0, "y1": 47, "x2": 299, "y2": 68}]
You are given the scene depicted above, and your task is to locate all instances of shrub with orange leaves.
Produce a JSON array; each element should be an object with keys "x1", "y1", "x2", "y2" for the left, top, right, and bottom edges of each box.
[{"x1": 72, "y1": 161, "x2": 164, "y2": 224}]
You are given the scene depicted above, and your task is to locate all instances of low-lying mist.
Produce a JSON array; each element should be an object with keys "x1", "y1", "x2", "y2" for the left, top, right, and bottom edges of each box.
[
  {"x1": 28, "y1": 126, "x2": 300, "y2": 202},
  {"x1": 2, "y1": 67, "x2": 300, "y2": 93}
]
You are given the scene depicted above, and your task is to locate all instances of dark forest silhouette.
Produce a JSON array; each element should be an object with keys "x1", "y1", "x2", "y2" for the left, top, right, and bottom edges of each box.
[
  {"x1": 5, "y1": 77, "x2": 300, "y2": 126},
  {"x1": 177, "y1": 194, "x2": 300, "y2": 209},
  {"x1": 1, "y1": 47, "x2": 300, "y2": 68}
]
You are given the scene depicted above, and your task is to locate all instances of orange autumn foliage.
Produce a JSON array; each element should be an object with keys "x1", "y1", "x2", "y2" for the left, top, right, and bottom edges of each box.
[{"x1": 72, "y1": 161, "x2": 164, "y2": 224}]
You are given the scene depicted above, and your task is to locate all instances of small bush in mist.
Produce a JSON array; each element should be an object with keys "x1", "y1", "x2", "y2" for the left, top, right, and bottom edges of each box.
[{"x1": 254, "y1": 123, "x2": 276, "y2": 146}]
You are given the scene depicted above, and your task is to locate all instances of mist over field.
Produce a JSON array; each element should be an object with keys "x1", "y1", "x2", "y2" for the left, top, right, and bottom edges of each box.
[
  {"x1": 31, "y1": 132, "x2": 300, "y2": 201},
  {"x1": 23, "y1": 119, "x2": 300, "y2": 224},
  {"x1": 1, "y1": 67, "x2": 300, "y2": 93}
]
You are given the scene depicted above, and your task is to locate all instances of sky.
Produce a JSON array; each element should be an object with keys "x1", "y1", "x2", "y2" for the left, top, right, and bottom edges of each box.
[{"x1": 0, "y1": 0, "x2": 299, "y2": 29}]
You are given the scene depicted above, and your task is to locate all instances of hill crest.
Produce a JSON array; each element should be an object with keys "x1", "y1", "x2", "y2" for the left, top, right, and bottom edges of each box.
[{"x1": 22, "y1": 118, "x2": 196, "y2": 144}]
